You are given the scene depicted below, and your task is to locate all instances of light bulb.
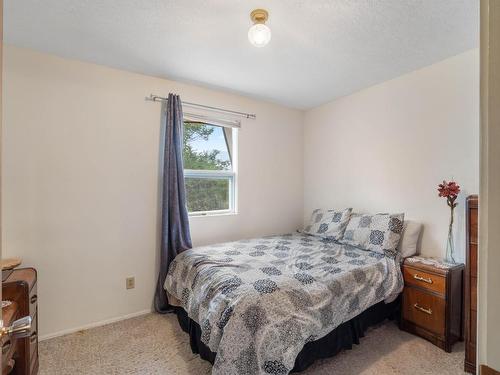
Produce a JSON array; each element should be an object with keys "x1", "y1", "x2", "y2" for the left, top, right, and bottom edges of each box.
[{"x1": 248, "y1": 23, "x2": 271, "y2": 47}]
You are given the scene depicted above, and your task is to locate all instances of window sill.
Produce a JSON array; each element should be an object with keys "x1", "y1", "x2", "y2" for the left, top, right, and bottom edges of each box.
[{"x1": 189, "y1": 211, "x2": 238, "y2": 218}]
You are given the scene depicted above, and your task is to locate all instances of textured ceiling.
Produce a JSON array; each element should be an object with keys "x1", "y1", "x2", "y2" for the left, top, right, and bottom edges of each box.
[{"x1": 5, "y1": 0, "x2": 479, "y2": 109}]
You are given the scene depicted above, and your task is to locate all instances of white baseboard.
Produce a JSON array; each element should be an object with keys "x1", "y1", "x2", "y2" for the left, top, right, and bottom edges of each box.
[{"x1": 39, "y1": 309, "x2": 153, "y2": 342}]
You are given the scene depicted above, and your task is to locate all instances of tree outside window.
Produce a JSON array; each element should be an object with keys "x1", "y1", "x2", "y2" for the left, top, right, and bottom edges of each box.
[{"x1": 183, "y1": 121, "x2": 236, "y2": 214}]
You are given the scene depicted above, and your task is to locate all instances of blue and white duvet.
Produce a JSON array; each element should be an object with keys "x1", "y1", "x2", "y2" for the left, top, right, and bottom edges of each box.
[{"x1": 165, "y1": 233, "x2": 403, "y2": 375}]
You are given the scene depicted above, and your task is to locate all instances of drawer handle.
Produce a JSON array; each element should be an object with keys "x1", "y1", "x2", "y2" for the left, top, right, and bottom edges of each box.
[
  {"x1": 414, "y1": 303, "x2": 433, "y2": 315},
  {"x1": 30, "y1": 295, "x2": 38, "y2": 304},
  {"x1": 30, "y1": 331, "x2": 37, "y2": 343},
  {"x1": 413, "y1": 274, "x2": 433, "y2": 284}
]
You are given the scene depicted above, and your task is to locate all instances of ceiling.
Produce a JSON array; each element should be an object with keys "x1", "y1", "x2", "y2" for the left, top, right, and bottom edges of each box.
[{"x1": 5, "y1": 0, "x2": 479, "y2": 109}]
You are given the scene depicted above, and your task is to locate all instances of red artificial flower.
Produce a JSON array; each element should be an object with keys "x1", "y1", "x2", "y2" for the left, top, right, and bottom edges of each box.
[
  {"x1": 438, "y1": 180, "x2": 461, "y2": 198},
  {"x1": 438, "y1": 180, "x2": 461, "y2": 208}
]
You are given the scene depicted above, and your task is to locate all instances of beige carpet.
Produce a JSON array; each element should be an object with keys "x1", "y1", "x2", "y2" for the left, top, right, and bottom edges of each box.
[{"x1": 39, "y1": 313, "x2": 466, "y2": 375}]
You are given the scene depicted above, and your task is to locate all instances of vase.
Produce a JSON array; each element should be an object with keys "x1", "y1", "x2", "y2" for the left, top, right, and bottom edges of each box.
[{"x1": 445, "y1": 206, "x2": 457, "y2": 264}]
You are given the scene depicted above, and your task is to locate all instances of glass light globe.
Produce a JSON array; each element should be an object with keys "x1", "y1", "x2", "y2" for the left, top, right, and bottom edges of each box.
[{"x1": 248, "y1": 23, "x2": 271, "y2": 47}]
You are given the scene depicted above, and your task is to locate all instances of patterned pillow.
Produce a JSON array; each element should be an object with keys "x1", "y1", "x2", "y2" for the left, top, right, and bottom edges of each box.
[
  {"x1": 341, "y1": 213, "x2": 405, "y2": 258},
  {"x1": 303, "y1": 208, "x2": 352, "y2": 240}
]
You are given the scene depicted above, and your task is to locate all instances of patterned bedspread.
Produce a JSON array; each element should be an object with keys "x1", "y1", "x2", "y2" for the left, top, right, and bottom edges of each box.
[{"x1": 164, "y1": 233, "x2": 403, "y2": 375}]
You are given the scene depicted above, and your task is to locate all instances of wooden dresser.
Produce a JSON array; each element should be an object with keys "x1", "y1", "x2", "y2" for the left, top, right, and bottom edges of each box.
[
  {"x1": 464, "y1": 195, "x2": 478, "y2": 374},
  {"x1": 2, "y1": 268, "x2": 39, "y2": 375},
  {"x1": 400, "y1": 257, "x2": 463, "y2": 352},
  {"x1": 1, "y1": 300, "x2": 19, "y2": 374}
]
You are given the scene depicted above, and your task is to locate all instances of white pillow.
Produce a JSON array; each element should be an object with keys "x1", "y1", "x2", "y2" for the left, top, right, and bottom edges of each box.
[{"x1": 398, "y1": 220, "x2": 422, "y2": 258}]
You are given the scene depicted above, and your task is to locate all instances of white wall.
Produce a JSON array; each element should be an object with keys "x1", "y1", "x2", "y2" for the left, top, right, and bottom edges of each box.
[
  {"x1": 304, "y1": 49, "x2": 479, "y2": 262},
  {"x1": 2, "y1": 45, "x2": 304, "y2": 338},
  {"x1": 3, "y1": 45, "x2": 480, "y2": 340}
]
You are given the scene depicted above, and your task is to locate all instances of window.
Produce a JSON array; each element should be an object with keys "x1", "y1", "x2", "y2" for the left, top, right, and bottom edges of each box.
[{"x1": 183, "y1": 119, "x2": 237, "y2": 215}]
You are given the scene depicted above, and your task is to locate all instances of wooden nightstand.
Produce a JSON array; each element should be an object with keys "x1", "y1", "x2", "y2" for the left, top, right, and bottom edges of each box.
[{"x1": 400, "y1": 257, "x2": 463, "y2": 352}]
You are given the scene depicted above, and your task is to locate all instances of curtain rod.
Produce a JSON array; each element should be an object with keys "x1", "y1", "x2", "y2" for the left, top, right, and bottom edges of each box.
[{"x1": 145, "y1": 94, "x2": 256, "y2": 120}]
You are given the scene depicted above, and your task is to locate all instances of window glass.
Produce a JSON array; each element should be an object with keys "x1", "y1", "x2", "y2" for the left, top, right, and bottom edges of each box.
[
  {"x1": 183, "y1": 121, "x2": 236, "y2": 215},
  {"x1": 183, "y1": 122, "x2": 231, "y2": 171},
  {"x1": 185, "y1": 177, "x2": 230, "y2": 212}
]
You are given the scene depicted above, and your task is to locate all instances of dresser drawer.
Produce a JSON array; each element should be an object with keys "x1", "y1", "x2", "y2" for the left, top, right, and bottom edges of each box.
[
  {"x1": 403, "y1": 266, "x2": 446, "y2": 295},
  {"x1": 2, "y1": 336, "x2": 17, "y2": 366},
  {"x1": 1, "y1": 301, "x2": 18, "y2": 370},
  {"x1": 403, "y1": 286, "x2": 445, "y2": 336}
]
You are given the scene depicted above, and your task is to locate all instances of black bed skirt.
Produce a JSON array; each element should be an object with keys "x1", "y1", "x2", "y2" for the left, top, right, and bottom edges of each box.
[{"x1": 174, "y1": 296, "x2": 400, "y2": 373}]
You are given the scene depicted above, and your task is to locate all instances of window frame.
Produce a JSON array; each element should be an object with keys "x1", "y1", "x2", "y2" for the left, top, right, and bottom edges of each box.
[{"x1": 183, "y1": 119, "x2": 238, "y2": 217}]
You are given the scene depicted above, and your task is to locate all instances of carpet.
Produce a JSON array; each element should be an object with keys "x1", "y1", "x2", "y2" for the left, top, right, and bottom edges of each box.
[{"x1": 39, "y1": 313, "x2": 466, "y2": 374}]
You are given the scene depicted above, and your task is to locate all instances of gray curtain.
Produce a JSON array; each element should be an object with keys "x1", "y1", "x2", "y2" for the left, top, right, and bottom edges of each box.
[{"x1": 154, "y1": 93, "x2": 192, "y2": 313}]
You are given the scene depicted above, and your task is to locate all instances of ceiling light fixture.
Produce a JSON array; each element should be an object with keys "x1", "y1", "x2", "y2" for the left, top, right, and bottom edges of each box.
[{"x1": 248, "y1": 9, "x2": 271, "y2": 47}]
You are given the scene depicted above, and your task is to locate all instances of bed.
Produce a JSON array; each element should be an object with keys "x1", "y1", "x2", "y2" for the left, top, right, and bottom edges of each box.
[{"x1": 164, "y1": 231, "x2": 404, "y2": 375}]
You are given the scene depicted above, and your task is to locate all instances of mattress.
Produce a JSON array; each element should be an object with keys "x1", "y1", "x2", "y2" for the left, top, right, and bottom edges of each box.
[{"x1": 165, "y1": 232, "x2": 404, "y2": 375}]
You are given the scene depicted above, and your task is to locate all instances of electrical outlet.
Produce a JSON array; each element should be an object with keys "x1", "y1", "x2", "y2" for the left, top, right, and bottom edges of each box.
[{"x1": 126, "y1": 277, "x2": 135, "y2": 290}]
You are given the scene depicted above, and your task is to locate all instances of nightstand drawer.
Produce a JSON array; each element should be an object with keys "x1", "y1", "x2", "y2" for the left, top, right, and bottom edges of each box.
[
  {"x1": 403, "y1": 266, "x2": 445, "y2": 295},
  {"x1": 403, "y1": 286, "x2": 445, "y2": 336}
]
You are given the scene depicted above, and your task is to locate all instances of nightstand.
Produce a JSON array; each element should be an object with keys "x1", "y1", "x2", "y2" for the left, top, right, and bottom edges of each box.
[{"x1": 400, "y1": 256, "x2": 463, "y2": 352}]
